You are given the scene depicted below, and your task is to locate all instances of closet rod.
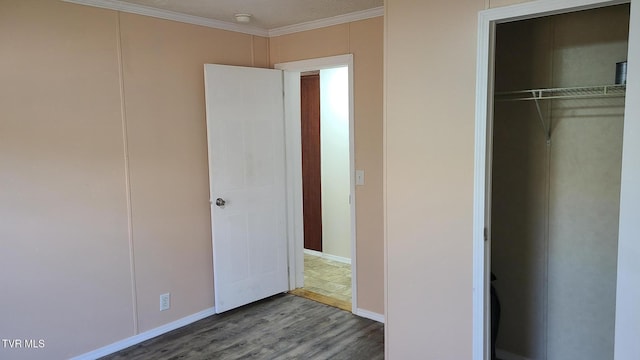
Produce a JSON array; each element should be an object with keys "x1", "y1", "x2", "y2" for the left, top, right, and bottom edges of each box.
[{"x1": 495, "y1": 84, "x2": 626, "y2": 102}]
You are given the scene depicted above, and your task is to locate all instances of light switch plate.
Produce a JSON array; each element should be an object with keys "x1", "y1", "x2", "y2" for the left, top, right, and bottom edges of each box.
[{"x1": 356, "y1": 170, "x2": 365, "y2": 186}]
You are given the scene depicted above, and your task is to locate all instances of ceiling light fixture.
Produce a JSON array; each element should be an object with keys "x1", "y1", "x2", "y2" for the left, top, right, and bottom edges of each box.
[{"x1": 234, "y1": 14, "x2": 252, "y2": 23}]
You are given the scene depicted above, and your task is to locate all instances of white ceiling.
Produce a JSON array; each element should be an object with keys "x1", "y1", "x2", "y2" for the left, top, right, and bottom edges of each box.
[{"x1": 70, "y1": 0, "x2": 383, "y2": 35}]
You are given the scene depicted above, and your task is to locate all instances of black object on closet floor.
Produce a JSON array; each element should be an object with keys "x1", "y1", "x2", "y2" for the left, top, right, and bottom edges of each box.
[{"x1": 491, "y1": 272, "x2": 501, "y2": 360}]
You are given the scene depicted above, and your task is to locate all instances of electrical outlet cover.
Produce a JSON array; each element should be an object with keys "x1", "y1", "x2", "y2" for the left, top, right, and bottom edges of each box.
[{"x1": 160, "y1": 293, "x2": 170, "y2": 311}]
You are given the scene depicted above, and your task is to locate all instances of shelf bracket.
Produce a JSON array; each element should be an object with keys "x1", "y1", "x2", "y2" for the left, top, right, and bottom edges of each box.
[{"x1": 532, "y1": 92, "x2": 551, "y2": 144}]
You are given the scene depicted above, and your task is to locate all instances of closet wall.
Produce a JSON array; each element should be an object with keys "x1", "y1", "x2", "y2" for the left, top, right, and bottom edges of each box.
[
  {"x1": 492, "y1": 5, "x2": 629, "y2": 360},
  {"x1": 492, "y1": 16, "x2": 551, "y2": 359}
]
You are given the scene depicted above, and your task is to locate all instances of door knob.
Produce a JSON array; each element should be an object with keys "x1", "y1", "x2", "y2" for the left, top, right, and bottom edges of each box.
[{"x1": 215, "y1": 198, "x2": 226, "y2": 207}]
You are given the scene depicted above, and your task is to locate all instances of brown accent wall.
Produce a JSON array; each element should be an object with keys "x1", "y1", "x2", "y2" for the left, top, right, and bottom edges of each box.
[
  {"x1": 301, "y1": 75, "x2": 323, "y2": 252},
  {"x1": 270, "y1": 17, "x2": 385, "y2": 315}
]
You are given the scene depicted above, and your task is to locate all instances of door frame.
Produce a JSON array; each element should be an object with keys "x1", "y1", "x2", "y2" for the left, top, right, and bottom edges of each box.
[
  {"x1": 275, "y1": 54, "x2": 357, "y2": 313},
  {"x1": 473, "y1": 0, "x2": 639, "y2": 359}
]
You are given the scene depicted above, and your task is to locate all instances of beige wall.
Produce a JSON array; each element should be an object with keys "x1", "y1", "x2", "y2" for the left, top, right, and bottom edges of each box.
[
  {"x1": 385, "y1": 0, "x2": 484, "y2": 358},
  {"x1": 270, "y1": 17, "x2": 385, "y2": 314},
  {"x1": 118, "y1": 12, "x2": 263, "y2": 333},
  {"x1": 0, "y1": 0, "x2": 267, "y2": 358},
  {"x1": 1, "y1": 1, "x2": 384, "y2": 358},
  {"x1": 385, "y1": 0, "x2": 636, "y2": 359},
  {"x1": 489, "y1": 0, "x2": 534, "y2": 8},
  {"x1": 0, "y1": 2, "x2": 133, "y2": 359}
]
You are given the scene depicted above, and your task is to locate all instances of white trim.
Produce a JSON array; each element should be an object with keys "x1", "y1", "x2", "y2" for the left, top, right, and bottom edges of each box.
[
  {"x1": 496, "y1": 349, "x2": 531, "y2": 360},
  {"x1": 304, "y1": 249, "x2": 352, "y2": 265},
  {"x1": 303, "y1": 248, "x2": 324, "y2": 257},
  {"x1": 479, "y1": 0, "x2": 627, "y2": 23},
  {"x1": 615, "y1": 1, "x2": 640, "y2": 359},
  {"x1": 323, "y1": 253, "x2": 352, "y2": 265},
  {"x1": 70, "y1": 307, "x2": 216, "y2": 360},
  {"x1": 268, "y1": 7, "x2": 384, "y2": 37},
  {"x1": 63, "y1": 0, "x2": 269, "y2": 36},
  {"x1": 63, "y1": 0, "x2": 382, "y2": 38},
  {"x1": 275, "y1": 54, "x2": 358, "y2": 315},
  {"x1": 276, "y1": 55, "x2": 355, "y2": 72},
  {"x1": 473, "y1": 9, "x2": 492, "y2": 360},
  {"x1": 382, "y1": 4, "x2": 390, "y2": 360},
  {"x1": 355, "y1": 308, "x2": 385, "y2": 323},
  {"x1": 474, "y1": 1, "x2": 636, "y2": 360},
  {"x1": 283, "y1": 71, "x2": 303, "y2": 291},
  {"x1": 346, "y1": 53, "x2": 358, "y2": 320}
]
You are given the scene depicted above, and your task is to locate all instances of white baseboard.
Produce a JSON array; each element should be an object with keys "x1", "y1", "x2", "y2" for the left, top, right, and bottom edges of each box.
[
  {"x1": 303, "y1": 249, "x2": 351, "y2": 264},
  {"x1": 323, "y1": 253, "x2": 351, "y2": 264},
  {"x1": 496, "y1": 348, "x2": 531, "y2": 360},
  {"x1": 304, "y1": 249, "x2": 323, "y2": 257},
  {"x1": 70, "y1": 307, "x2": 216, "y2": 360},
  {"x1": 355, "y1": 308, "x2": 385, "y2": 323}
]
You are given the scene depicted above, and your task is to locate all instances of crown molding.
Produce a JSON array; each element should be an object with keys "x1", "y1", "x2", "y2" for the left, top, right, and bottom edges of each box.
[
  {"x1": 268, "y1": 6, "x2": 384, "y2": 37},
  {"x1": 63, "y1": 0, "x2": 269, "y2": 36},
  {"x1": 64, "y1": 0, "x2": 383, "y2": 38}
]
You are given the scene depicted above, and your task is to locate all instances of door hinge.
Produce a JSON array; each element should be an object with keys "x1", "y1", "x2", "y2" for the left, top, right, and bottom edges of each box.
[{"x1": 484, "y1": 227, "x2": 488, "y2": 242}]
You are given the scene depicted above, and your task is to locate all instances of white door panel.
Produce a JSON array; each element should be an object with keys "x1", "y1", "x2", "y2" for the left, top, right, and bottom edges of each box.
[{"x1": 204, "y1": 64, "x2": 288, "y2": 313}]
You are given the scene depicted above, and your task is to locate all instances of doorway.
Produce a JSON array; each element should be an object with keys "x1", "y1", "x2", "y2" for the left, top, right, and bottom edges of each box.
[
  {"x1": 474, "y1": 1, "x2": 639, "y2": 359},
  {"x1": 298, "y1": 68, "x2": 352, "y2": 311},
  {"x1": 275, "y1": 55, "x2": 357, "y2": 313}
]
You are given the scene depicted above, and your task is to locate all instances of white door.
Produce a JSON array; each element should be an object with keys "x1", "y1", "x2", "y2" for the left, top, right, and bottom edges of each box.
[{"x1": 204, "y1": 64, "x2": 288, "y2": 313}]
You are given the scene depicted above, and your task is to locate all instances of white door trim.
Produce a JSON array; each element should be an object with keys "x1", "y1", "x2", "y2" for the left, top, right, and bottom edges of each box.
[
  {"x1": 473, "y1": 1, "x2": 637, "y2": 359},
  {"x1": 275, "y1": 54, "x2": 357, "y2": 314}
]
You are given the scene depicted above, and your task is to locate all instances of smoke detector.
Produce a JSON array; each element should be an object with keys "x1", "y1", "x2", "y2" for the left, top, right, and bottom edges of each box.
[{"x1": 234, "y1": 14, "x2": 252, "y2": 23}]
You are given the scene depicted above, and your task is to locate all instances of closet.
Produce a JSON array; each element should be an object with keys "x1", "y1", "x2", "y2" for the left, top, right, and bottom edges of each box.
[{"x1": 490, "y1": 4, "x2": 629, "y2": 360}]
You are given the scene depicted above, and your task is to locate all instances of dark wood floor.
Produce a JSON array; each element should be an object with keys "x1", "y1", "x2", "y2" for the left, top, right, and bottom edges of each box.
[{"x1": 100, "y1": 294, "x2": 384, "y2": 360}]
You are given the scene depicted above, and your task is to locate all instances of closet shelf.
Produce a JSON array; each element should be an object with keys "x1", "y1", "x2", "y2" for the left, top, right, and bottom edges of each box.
[
  {"x1": 495, "y1": 84, "x2": 626, "y2": 144},
  {"x1": 495, "y1": 84, "x2": 626, "y2": 101}
]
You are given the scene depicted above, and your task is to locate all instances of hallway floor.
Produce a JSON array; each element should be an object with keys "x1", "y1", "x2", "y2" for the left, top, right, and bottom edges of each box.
[{"x1": 290, "y1": 253, "x2": 352, "y2": 311}]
